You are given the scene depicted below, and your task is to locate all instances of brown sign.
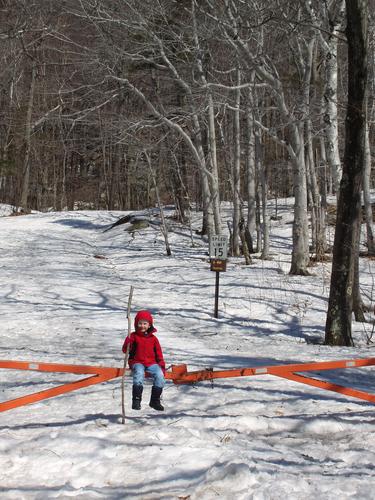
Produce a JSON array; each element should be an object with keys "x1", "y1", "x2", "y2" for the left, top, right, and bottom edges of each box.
[{"x1": 210, "y1": 259, "x2": 227, "y2": 272}]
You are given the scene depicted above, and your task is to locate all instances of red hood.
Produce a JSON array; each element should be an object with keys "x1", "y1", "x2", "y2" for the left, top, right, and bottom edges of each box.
[{"x1": 134, "y1": 310, "x2": 157, "y2": 334}]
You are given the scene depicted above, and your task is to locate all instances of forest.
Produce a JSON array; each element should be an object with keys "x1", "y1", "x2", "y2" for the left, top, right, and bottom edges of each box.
[{"x1": 0, "y1": 0, "x2": 373, "y2": 344}]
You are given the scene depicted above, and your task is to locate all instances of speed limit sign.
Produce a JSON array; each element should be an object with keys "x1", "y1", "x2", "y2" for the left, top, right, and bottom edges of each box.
[{"x1": 209, "y1": 235, "x2": 228, "y2": 260}]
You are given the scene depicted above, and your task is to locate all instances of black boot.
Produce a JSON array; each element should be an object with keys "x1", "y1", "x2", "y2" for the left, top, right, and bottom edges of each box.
[
  {"x1": 149, "y1": 386, "x2": 164, "y2": 411},
  {"x1": 132, "y1": 385, "x2": 143, "y2": 410}
]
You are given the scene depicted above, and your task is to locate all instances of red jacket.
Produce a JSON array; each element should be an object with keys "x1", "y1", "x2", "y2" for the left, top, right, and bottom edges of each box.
[{"x1": 122, "y1": 331, "x2": 165, "y2": 373}]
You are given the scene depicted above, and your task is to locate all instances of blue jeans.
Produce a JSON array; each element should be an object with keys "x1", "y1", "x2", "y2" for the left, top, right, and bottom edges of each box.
[{"x1": 132, "y1": 363, "x2": 165, "y2": 389}]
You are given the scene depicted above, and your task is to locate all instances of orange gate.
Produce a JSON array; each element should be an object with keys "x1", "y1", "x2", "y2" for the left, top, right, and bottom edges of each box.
[{"x1": 1, "y1": 357, "x2": 374, "y2": 413}]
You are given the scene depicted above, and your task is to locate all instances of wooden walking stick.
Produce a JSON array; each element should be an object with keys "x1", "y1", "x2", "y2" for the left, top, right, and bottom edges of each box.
[{"x1": 121, "y1": 285, "x2": 134, "y2": 424}]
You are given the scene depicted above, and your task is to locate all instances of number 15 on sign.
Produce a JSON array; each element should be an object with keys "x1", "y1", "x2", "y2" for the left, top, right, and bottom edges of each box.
[{"x1": 209, "y1": 235, "x2": 228, "y2": 260}]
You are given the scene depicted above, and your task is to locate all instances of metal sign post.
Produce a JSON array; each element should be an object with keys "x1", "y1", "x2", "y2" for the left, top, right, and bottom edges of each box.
[{"x1": 209, "y1": 236, "x2": 228, "y2": 318}]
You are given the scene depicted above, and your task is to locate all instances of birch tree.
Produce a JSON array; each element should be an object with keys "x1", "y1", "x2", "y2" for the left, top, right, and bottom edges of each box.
[
  {"x1": 244, "y1": 84, "x2": 257, "y2": 253},
  {"x1": 232, "y1": 65, "x2": 241, "y2": 256},
  {"x1": 301, "y1": 0, "x2": 346, "y2": 193},
  {"x1": 215, "y1": 0, "x2": 314, "y2": 274}
]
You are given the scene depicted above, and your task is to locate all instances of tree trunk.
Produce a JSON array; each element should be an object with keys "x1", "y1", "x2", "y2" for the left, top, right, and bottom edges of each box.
[
  {"x1": 290, "y1": 127, "x2": 310, "y2": 274},
  {"x1": 232, "y1": 67, "x2": 241, "y2": 256},
  {"x1": 191, "y1": 1, "x2": 221, "y2": 236},
  {"x1": 290, "y1": 38, "x2": 315, "y2": 274},
  {"x1": 239, "y1": 218, "x2": 252, "y2": 265},
  {"x1": 206, "y1": 95, "x2": 222, "y2": 235},
  {"x1": 20, "y1": 63, "x2": 37, "y2": 210},
  {"x1": 363, "y1": 122, "x2": 375, "y2": 255},
  {"x1": 255, "y1": 126, "x2": 269, "y2": 260},
  {"x1": 353, "y1": 219, "x2": 366, "y2": 321},
  {"x1": 324, "y1": 32, "x2": 343, "y2": 193},
  {"x1": 146, "y1": 152, "x2": 172, "y2": 256},
  {"x1": 307, "y1": 121, "x2": 327, "y2": 260},
  {"x1": 325, "y1": 0, "x2": 368, "y2": 346},
  {"x1": 245, "y1": 85, "x2": 256, "y2": 253}
]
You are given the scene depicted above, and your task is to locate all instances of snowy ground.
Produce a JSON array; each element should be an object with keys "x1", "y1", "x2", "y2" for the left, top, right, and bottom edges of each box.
[{"x1": 0, "y1": 202, "x2": 374, "y2": 499}]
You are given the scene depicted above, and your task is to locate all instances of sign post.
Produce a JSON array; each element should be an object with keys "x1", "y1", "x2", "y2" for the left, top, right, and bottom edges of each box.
[{"x1": 209, "y1": 236, "x2": 228, "y2": 318}]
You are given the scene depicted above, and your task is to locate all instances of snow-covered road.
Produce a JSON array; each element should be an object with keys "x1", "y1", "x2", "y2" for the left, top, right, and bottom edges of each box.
[{"x1": 1, "y1": 207, "x2": 374, "y2": 499}]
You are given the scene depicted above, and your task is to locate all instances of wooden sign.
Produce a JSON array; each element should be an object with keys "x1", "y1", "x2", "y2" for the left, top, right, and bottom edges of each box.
[{"x1": 210, "y1": 258, "x2": 227, "y2": 272}]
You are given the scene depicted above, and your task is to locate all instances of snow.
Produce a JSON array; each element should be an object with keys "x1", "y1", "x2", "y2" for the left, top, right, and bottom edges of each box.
[
  {"x1": 0, "y1": 204, "x2": 15, "y2": 217},
  {"x1": 0, "y1": 201, "x2": 374, "y2": 499}
]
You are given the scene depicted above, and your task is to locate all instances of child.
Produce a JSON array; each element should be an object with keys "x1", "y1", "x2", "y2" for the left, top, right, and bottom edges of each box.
[{"x1": 122, "y1": 310, "x2": 166, "y2": 411}]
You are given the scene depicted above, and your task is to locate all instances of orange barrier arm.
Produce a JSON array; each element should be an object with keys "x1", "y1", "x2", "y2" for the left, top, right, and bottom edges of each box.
[
  {"x1": 1, "y1": 374, "x2": 111, "y2": 413},
  {"x1": 168, "y1": 357, "x2": 375, "y2": 404},
  {"x1": 0, "y1": 359, "x2": 122, "y2": 376},
  {"x1": 1, "y1": 357, "x2": 374, "y2": 413},
  {"x1": 276, "y1": 371, "x2": 375, "y2": 404},
  {"x1": 0, "y1": 360, "x2": 123, "y2": 413},
  {"x1": 168, "y1": 357, "x2": 375, "y2": 383}
]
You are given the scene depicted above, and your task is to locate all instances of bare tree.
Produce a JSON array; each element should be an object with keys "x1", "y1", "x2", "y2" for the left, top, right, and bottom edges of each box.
[
  {"x1": 363, "y1": 123, "x2": 375, "y2": 257},
  {"x1": 244, "y1": 82, "x2": 257, "y2": 253},
  {"x1": 301, "y1": 0, "x2": 346, "y2": 193},
  {"x1": 211, "y1": 0, "x2": 318, "y2": 274},
  {"x1": 325, "y1": 0, "x2": 368, "y2": 346},
  {"x1": 363, "y1": 20, "x2": 375, "y2": 256}
]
